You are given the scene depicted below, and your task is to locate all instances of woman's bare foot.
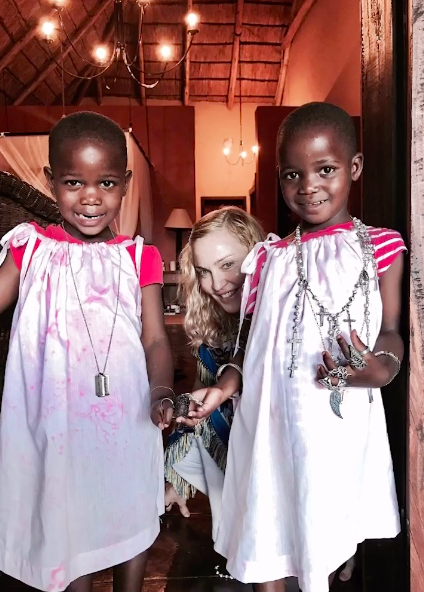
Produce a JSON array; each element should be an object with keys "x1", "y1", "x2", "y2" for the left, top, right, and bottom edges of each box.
[
  {"x1": 165, "y1": 483, "x2": 190, "y2": 518},
  {"x1": 339, "y1": 555, "x2": 356, "y2": 582}
]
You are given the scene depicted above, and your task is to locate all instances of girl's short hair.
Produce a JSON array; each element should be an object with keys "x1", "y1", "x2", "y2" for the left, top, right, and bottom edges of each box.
[{"x1": 179, "y1": 206, "x2": 265, "y2": 348}]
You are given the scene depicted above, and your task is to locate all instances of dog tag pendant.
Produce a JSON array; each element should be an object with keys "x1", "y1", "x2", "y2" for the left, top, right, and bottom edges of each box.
[{"x1": 95, "y1": 373, "x2": 110, "y2": 397}]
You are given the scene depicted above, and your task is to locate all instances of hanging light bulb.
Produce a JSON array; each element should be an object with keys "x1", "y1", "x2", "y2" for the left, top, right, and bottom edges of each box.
[
  {"x1": 240, "y1": 150, "x2": 248, "y2": 160},
  {"x1": 159, "y1": 45, "x2": 172, "y2": 61},
  {"x1": 223, "y1": 138, "x2": 233, "y2": 157},
  {"x1": 186, "y1": 12, "x2": 199, "y2": 33},
  {"x1": 94, "y1": 45, "x2": 109, "y2": 64},
  {"x1": 252, "y1": 145, "x2": 259, "y2": 155},
  {"x1": 41, "y1": 21, "x2": 55, "y2": 42}
]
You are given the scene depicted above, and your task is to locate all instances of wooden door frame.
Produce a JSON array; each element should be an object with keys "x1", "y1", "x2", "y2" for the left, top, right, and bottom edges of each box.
[
  {"x1": 409, "y1": 2, "x2": 424, "y2": 591},
  {"x1": 361, "y1": 0, "x2": 410, "y2": 590}
]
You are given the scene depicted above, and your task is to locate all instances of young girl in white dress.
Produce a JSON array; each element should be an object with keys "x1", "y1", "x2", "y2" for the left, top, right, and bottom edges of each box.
[
  {"x1": 0, "y1": 112, "x2": 174, "y2": 592},
  {"x1": 184, "y1": 103, "x2": 406, "y2": 592}
]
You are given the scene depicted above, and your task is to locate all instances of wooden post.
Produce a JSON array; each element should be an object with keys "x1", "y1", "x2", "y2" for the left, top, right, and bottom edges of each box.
[
  {"x1": 409, "y1": 3, "x2": 424, "y2": 590},
  {"x1": 183, "y1": 0, "x2": 193, "y2": 106},
  {"x1": 227, "y1": 0, "x2": 244, "y2": 110}
]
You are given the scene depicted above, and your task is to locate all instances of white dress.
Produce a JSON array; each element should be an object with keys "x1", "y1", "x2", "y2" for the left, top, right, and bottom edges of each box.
[
  {"x1": 0, "y1": 223, "x2": 164, "y2": 591},
  {"x1": 214, "y1": 223, "x2": 404, "y2": 592}
]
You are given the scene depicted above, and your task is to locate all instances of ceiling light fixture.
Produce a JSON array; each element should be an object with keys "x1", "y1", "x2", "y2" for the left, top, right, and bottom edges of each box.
[{"x1": 40, "y1": 0, "x2": 200, "y2": 90}]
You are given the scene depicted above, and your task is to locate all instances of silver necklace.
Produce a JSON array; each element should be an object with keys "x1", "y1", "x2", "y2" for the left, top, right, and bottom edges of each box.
[
  {"x1": 288, "y1": 218, "x2": 377, "y2": 378},
  {"x1": 67, "y1": 242, "x2": 122, "y2": 398}
]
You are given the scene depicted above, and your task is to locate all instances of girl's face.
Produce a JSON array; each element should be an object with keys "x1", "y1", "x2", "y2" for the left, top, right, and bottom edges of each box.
[
  {"x1": 278, "y1": 126, "x2": 363, "y2": 232},
  {"x1": 44, "y1": 139, "x2": 132, "y2": 242},
  {"x1": 193, "y1": 228, "x2": 249, "y2": 314}
]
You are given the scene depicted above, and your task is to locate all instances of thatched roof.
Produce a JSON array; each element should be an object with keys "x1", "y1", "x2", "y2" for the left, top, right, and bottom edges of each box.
[{"x1": 0, "y1": 0, "x2": 316, "y2": 106}]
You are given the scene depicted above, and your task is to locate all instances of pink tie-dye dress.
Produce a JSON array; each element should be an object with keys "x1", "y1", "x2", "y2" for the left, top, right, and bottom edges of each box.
[{"x1": 0, "y1": 223, "x2": 164, "y2": 591}]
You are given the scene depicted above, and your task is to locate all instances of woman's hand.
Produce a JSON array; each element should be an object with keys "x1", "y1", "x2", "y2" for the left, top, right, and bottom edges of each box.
[
  {"x1": 175, "y1": 387, "x2": 225, "y2": 426},
  {"x1": 317, "y1": 330, "x2": 398, "y2": 390},
  {"x1": 150, "y1": 398, "x2": 174, "y2": 430}
]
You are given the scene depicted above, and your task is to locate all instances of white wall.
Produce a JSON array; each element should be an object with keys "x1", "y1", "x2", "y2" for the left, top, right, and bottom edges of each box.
[
  {"x1": 194, "y1": 103, "x2": 260, "y2": 220},
  {"x1": 282, "y1": 0, "x2": 361, "y2": 115}
]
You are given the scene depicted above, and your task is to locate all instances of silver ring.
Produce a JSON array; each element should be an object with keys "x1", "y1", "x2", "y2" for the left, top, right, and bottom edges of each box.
[
  {"x1": 348, "y1": 345, "x2": 368, "y2": 369},
  {"x1": 328, "y1": 367, "x2": 351, "y2": 381},
  {"x1": 359, "y1": 346, "x2": 371, "y2": 355}
]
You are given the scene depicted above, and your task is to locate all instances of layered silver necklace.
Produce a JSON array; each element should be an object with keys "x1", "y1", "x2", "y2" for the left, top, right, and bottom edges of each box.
[{"x1": 288, "y1": 218, "x2": 377, "y2": 378}]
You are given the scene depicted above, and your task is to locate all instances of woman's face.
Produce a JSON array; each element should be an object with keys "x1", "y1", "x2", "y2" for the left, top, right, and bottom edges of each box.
[{"x1": 193, "y1": 228, "x2": 249, "y2": 314}]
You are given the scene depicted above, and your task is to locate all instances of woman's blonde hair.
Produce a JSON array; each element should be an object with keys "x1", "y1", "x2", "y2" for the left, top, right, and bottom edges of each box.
[{"x1": 179, "y1": 206, "x2": 265, "y2": 348}]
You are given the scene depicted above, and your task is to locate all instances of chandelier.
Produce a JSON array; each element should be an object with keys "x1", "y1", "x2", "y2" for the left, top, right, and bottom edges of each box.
[
  {"x1": 222, "y1": 35, "x2": 258, "y2": 166},
  {"x1": 39, "y1": 0, "x2": 199, "y2": 90}
]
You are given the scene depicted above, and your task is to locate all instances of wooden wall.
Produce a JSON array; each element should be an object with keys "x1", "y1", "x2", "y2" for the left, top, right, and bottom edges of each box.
[
  {"x1": 409, "y1": 2, "x2": 424, "y2": 590},
  {"x1": 0, "y1": 105, "x2": 196, "y2": 263}
]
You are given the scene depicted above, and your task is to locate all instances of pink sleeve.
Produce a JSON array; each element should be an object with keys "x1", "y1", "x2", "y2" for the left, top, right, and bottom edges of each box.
[
  {"x1": 139, "y1": 245, "x2": 163, "y2": 287},
  {"x1": 369, "y1": 228, "x2": 407, "y2": 276},
  {"x1": 245, "y1": 246, "x2": 268, "y2": 316}
]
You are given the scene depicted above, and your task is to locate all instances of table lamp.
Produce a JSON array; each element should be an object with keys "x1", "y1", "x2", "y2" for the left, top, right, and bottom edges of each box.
[{"x1": 165, "y1": 208, "x2": 193, "y2": 262}]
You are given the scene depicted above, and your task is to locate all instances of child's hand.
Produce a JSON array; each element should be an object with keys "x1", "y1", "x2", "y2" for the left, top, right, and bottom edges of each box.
[
  {"x1": 151, "y1": 398, "x2": 174, "y2": 430},
  {"x1": 176, "y1": 387, "x2": 224, "y2": 426},
  {"x1": 317, "y1": 330, "x2": 398, "y2": 389}
]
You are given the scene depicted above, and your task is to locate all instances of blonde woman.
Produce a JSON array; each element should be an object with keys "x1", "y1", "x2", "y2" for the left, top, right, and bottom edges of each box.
[{"x1": 164, "y1": 207, "x2": 265, "y2": 541}]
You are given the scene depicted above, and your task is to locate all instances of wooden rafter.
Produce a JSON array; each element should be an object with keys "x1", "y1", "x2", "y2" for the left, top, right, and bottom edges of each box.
[
  {"x1": 138, "y1": 30, "x2": 146, "y2": 105},
  {"x1": 227, "y1": 0, "x2": 244, "y2": 110},
  {"x1": 275, "y1": 0, "x2": 317, "y2": 105},
  {"x1": 72, "y1": 16, "x2": 116, "y2": 106},
  {"x1": 0, "y1": 9, "x2": 56, "y2": 73},
  {"x1": 13, "y1": 0, "x2": 114, "y2": 106},
  {"x1": 183, "y1": 0, "x2": 193, "y2": 106}
]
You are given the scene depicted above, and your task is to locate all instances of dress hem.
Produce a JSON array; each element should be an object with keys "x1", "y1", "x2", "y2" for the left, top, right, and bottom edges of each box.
[{"x1": 0, "y1": 519, "x2": 160, "y2": 592}]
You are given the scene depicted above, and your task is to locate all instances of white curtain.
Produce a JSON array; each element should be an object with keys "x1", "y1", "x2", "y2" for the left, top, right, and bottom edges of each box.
[
  {"x1": 112, "y1": 133, "x2": 153, "y2": 242},
  {"x1": 0, "y1": 135, "x2": 52, "y2": 197},
  {"x1": 0, "y1": 132, "x2": 152, "y2": 240}
]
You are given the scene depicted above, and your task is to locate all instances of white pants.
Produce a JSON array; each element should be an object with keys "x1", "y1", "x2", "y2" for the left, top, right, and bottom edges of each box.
[{"x1": 173, "y1": 438, "x2": 224, "y2": 541}]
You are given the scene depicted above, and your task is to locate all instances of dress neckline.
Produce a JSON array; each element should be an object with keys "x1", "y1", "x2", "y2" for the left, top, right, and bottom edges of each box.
[{"x1": 30, "y1": 222, "x2": 131, "y2": 245}]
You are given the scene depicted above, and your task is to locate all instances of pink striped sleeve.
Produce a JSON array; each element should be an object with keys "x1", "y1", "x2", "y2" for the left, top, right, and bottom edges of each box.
[
  {"x1": 368, "y1": 227, "x2": 407, "y2": 276},
  {"x1": 245, "y1": 246, "x2": 268, "y2": 316}
]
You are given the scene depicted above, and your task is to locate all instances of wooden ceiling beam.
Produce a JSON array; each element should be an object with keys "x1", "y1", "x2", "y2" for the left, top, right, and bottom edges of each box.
[
  {"x1": 13, "y1": 0, "x2": 114, "y2": 106},
  {"x1": 227, "y1": 0, "x2": 244, "y2": 110},
  {"x1": 0, "y1": 9, "x2": 56, "y2": 73},
  {"x1": 139, "y1": 29, "x2": 146, "y2": 105},
  {"x1": 275, "y1": 0, "x2": 317, "y2": 105},
  {"x1": 72, "y1": 18, "x2": 116, "y2": 106},
  {"x1": 183, "y1": 0, "x2": 193, "y2": 105}
]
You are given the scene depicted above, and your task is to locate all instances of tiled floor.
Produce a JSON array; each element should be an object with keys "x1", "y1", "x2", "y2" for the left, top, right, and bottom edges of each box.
[{"x1": 0, "y1": 322, "x2": 362, "y2": 592}]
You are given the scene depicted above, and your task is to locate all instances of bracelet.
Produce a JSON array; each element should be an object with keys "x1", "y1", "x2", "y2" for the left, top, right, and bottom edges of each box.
[
  {"x1": 374, "y1": 351, "x2": 401, "y2": 385},
  {"x1": 151, "y1": 386, "x2": 175, "y2": 396},
  {"x1": 216, "y1": 363, "x2": 243, "y2": 379},
  {"x1": 159, "y1": 397, "x2": 175, "y2": 411}
]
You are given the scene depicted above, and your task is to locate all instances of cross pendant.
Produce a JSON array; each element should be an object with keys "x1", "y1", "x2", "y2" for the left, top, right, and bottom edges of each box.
[
  {"x1": 343, "y1": 310, "x2": 356, "y2": 332},
  {"x1": 288, "y1": 334, "x2": 302, "y2": 357},
  {"x1": 318, "y1": 306, "x2": 328, "y2": 327},
  {"x1": 289, "y1": 359, "x2": 298, "y2": 377}
]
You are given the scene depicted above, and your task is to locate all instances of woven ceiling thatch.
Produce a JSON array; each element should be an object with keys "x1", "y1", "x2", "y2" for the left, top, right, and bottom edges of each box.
[{"x1": 0, "y1": 0, "x2": 315, "y2": 107}]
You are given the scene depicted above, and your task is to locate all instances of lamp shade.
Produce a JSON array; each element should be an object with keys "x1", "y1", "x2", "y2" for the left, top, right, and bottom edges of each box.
[{"x1": 165, "y1": 208, "x2": 193, "y2": 230}]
